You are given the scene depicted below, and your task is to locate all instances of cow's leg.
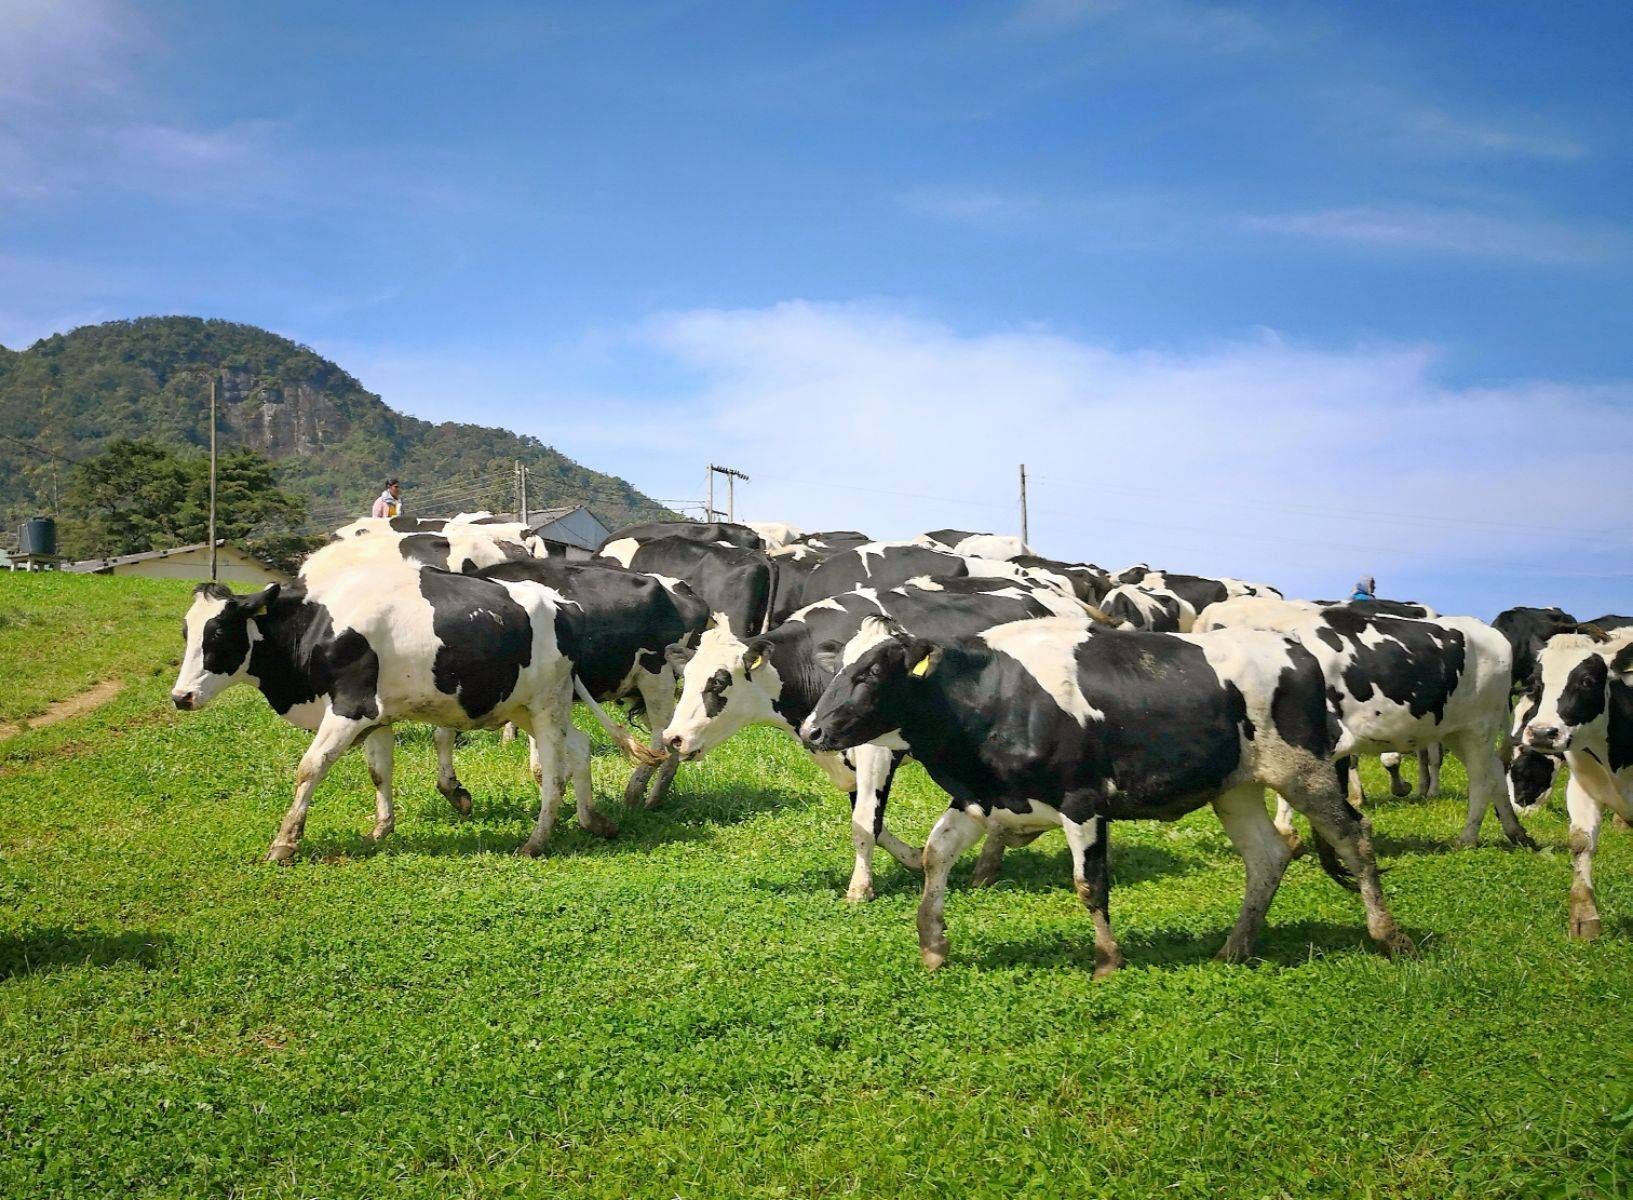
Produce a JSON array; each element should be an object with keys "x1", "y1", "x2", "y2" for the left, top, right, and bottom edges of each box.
[
  {"x1": 268, "y1": 712, "x2": 374, "y2": 863},
  {"x1": 567, "y1": 726, "x2": 618, "y2": 839},
  {"x1": 363, "y1": 726, "x2": 396, "y2": 841},
  {"x1": 1345, "y1": 756, "x2": 1367, "y2": 808},
  {"x1": 1419, "y1": 744, "x2": 1443, "y2": 799},
  {"x1": 1382, "y1": 752, "x2": 1411, "y2": 799},
  {"x1": 1449, "y1": 729, "x2": 1536, "y2": 849},
  {"x1": 517, "y1": 716, "x2": 568, "y2": 858},
  {"x1": 1062, "y1": 815, "x2": 1121, "y2": 979},
  {"x1": 434, "y1": 727, "x2": 472, "y2": 815},
  {"x1": 845, "y1": 746, "x2": 914, "y2": 901},
  {"x1": 628, "y1": 669, "x2": 682, "y2": 810},
  {"x1": 969, "y1": 826, "x2": 1048, "y2": 887},
  {"x1": 1271, "y1": 793, "x2": 1303, "y2": 856},
  {"x1": 916, "y1": 807, "x2": 986, "y2": 971},
  {"x1": 1212, "y1": 786, "x2": 1294, "y2": 964},
  {"x1": 1564, "y1": 773, "x2": 1603, "y2": 940},
  {"x1": 1281, "y1": 770, "x2": 1415, "y2": 959},
  {"x1": 501, "y1": 722, "x2": 518, "y2": 745}
]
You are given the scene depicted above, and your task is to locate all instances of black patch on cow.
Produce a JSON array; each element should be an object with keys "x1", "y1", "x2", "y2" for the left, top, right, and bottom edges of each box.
[
  {"x1": 397, "y1": 534, "x2": 453, "y2": 569},
  {"x1": 1609, "y1": 673, "x2": 1633, "y2": 773},
  {"x1": 419, "y1": 570, "x2": 534, "y2": 718},
  {"x1": 1322, "y1": 608, "x2": 1467, "y2": 722},
  {"x1": 702, "y1": 668, "x2": 732, "y2": 718},
  {"x1": 1508, "y1": 748, "x2": 1557, "y2": 808},
  {"x1": 244, "y1": 588, "x2": 381, "y2": 721},
  {"x1": 1271, "y1": 640, "x2": 1336, "y2": 756},
  {"x1": 1557, "y1": 655, "x2": 1608, "y2": 730},
  {"x1": 200, "y1": 607, "x2": 254, "y2": 677},
  {"x1": 1153, "y1": 573, "x2": 1229, "y2": 612}
]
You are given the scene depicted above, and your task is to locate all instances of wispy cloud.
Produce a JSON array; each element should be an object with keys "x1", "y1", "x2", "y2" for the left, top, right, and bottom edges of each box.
[
  {"x1": 0, "y1": 0, "x2": 137, "y2": 110},
  {"x1": 1240, "y1": 205, "x2": 1631, "y2": 266},
  {"x1": 1007, "y1": 0, "x2": 1276, "y2": 51},
  {"x1": 1402, "y1": 108, "x2": 1586, "y2": 162}
]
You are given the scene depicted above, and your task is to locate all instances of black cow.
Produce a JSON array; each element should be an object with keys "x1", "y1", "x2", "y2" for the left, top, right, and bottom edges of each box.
[
  {"x1": 596, "y1": 537, "x2": 776, "y2": 637},
  {"x1": 664, "y1": 575, "x2": 1101, "y2": 901},
  {"x1": 788, "y1": 530, "x2": 873, "y2": 554},
  {"x1": 475, "y1": 560, "x2": 710, "y2": 808},
  {"x1": 798, "y1": 617, "x2": 1414, "y2": 975},
  {"x1": 599, "y1": 520, "x2": 764, "y2": 551}
]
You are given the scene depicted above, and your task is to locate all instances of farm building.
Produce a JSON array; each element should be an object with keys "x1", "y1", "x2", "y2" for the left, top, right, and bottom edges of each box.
[
  {"x1": 526, "y1": 504, "x2": 610, "y2": 560},
  {"x1": 67, "y1": 541, "x2": 289, "y2": 585}
]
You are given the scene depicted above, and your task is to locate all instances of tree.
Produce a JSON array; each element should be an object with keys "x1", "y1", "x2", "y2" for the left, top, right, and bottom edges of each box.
[{"x1": 61, "y1": 438, "x2": 310, "y2": 563}]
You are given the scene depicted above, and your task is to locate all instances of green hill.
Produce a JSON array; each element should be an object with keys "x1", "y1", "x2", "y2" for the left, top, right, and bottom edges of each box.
[{"x1": 0, "y1": 317, "x2": 673, "y2": 537}]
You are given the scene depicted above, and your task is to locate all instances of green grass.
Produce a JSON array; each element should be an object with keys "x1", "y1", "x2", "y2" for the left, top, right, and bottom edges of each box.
[
  {"x1": 0, "y1": 573, "x2": 194, "y2": 723},
  {"x1": 1, "y1": 576, "x2": 1630, "y2": 1197}
]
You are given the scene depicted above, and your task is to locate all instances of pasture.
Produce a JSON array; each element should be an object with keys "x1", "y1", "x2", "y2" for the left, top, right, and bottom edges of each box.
[{"x1": 1, "y1": 575, "x2": 1630, "y2": 1198}]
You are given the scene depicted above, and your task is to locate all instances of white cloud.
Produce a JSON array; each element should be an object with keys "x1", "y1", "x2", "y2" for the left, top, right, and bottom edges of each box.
[
  {"x1": 1240, "y1": 205, "x2": 1631, "y2": 266},
  {"x1": 612, "y1": 301, "x2": 1632, "y2": 613},
  {"x1": 1403, "y1": 108, "x2": 1586, "y2": 163},
  {"x1": 0, "y1": 0, "x2": 136, "y2": 110}
]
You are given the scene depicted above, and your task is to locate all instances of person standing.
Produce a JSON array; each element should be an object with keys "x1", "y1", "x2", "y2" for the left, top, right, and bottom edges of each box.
[
  {"x1": 371, "y1": 478, "x2": 403, "y2": 519},
  {"x1": 1350, "y1": 575, "x2": 1377, "y2": 601}
]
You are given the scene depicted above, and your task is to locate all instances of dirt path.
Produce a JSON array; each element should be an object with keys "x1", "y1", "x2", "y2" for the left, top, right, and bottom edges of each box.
[{"x1": 0, "y1": 679, "x2": 126, "y2": 741}]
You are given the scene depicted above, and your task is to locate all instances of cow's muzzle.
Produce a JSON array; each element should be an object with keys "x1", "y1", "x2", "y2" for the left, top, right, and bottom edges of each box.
[
  {"x1": 171, "y1": 691, "x2": 197, "y2": 711},
  {"x1": 1523, "y1": 724, "x2": 1567, "y2": 753}
]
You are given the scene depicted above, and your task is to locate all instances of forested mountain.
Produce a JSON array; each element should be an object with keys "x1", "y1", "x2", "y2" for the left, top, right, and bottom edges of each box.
[{"x1": 0, "y1": 317, "x2": 672, "y2": 537}]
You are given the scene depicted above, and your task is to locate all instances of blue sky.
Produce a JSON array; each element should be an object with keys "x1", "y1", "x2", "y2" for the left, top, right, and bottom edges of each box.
[{"x1": 4, "y1": 1, "x2": 1631, "y2": 615}]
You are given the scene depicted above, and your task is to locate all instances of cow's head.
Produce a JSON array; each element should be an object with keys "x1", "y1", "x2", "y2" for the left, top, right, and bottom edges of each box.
[
  {"x1": 800, "y1": 617, "x2": 930, "y2": 752},
  {"x1": 171, "y1": 582, "x2": 279, "y2": 711},
  {"x1": 1520, "y1": 631, "x2": 1633, "y2": 754},
  {"x1": 662, "y1": 615, "x2": 783, "y2": 758}
]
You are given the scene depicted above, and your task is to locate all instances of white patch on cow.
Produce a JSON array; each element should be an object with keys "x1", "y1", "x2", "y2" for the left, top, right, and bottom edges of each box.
[
  {"x1": 599, "y1": 537, "x2": 641, "y2": 568},
  {"x1": 663, "y1": 617, "x2": 787, "y2": 755},
  {"x1": 840, "y1": 615, "x2": 900, "y2": 666},
  {"x1": 979, "y1": 618, "x2": 1105, "y2": 725}
]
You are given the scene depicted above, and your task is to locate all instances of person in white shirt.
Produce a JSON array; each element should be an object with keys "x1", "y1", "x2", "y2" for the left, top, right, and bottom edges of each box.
[{"x1": 371, "y1": 478, "x2": 402, "y2": 519}]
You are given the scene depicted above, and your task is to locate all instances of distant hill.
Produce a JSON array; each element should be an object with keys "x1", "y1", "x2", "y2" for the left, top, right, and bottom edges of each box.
[{"x1": 0, "y1": 316, "x2": 674, "y2": 536}]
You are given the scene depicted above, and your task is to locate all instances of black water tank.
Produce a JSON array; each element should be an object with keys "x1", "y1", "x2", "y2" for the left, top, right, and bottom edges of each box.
[{"x1": 18, "y1": 517, "x2": 56, "y2": 557}]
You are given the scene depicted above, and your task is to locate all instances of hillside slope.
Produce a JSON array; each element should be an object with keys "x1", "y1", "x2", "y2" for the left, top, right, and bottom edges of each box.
[{"x1": 0, "y1": 317, "x2": 672, "y2": 533}]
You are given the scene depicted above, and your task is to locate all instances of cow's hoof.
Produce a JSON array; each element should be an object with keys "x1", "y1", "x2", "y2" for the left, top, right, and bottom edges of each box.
[
  {"x1": 622, "y1": 767, "x2": 655, "y2": 808},
  {"x1": 578, "y1": 813, "x2": 618, "y2": 839},
  {"x1": 1569, "y1": 914, "x2": 1602, "y2": 941},
  {"x1": 1091, "y1": 955, "x2": 1124, "y2": 982},
  {"x1": 1213, "y1": 939, "x2": 1253, "y2": 965},
  {"x1": 843, "y1": 884, "x2": 875, "y2": 904},
  {"x1": 1390, "y1": 779, "x2": 1412, "y2": 799},
  {"x1": 447, "y1": 788, "x2": 473, "y2": 816},
  {"x1": 1454, "y1": 833, "x2": 1480, "y2": 850},
  {"x1": 514, "y1": 841, "x2": 546, "y2": 858},
  {"x1": 920, "y1": 941, "x2": 949, "y2": 971},
  {"x1": 1278, "y1": 831, "x2": 1305, "y2": 859},
  {"x1": 265, "y1": 843, "x2": 297, "y2": 865},
  {"x1": 367, "y1": 822, "x2": 394, "y2": 842},
  {"x1": 967, "y1": 869, "x2": 999, "y2": 889},
  {"x1": 1378, "y1": 929, "x2": 1419, "y2": 959},
  {"x1": 1613, "y1": 814, "x2": 1633, "y2": 833},
  {"x1": 1507, "y1": 830, "x2": 1540, "y2": 852}
]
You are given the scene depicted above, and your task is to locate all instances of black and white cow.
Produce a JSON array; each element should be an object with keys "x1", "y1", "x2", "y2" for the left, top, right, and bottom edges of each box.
[
  {"x1": 1494, "y1": 606, "x2": 1580, "y2": 699},
  {"x1": 334, "y1": 514, "x2": 448, "y2": 537},
  {"x1": 1505, "y1": 613, "x2": 1633, "y2": 812},
  {"x1": 797, "y1": 616, "x2": 1415, "y2": 974},
  {"x1": 316, "y1": 525, "x2": 537, "y2": 575},
  {"x1": 787, "y1": 530, "x2": 873, "y2": 555},
  {"x1": 1196, "y1": 596, "x2": 1530, "y2": 848},
  {"x1": 474, "y1": 559, "x2": 711, "y2": 809},
  {"x1": 596, "y1": 537, "x2": 777, "y2": 637},
  {"x1": 599, "y1": 520, "x2": 764, "y2": 551},
  {"x1": 1516, "y1": 629, "x2": 1633, "y2": 939},
  {"x1": 798, "y1": 541, "x2": 973, "y2": 607},
  {"x1": 1136, "y1": 571, "x2": 1282, "y2": 613},
  {"x1": 914, "y1": 529, "x2": 1030, "y2": 561},
  {"x1": 170, "y1": 560, "x2": 660, "y2": 862},
  {"x1": 1101, "y1": 583, "x2": 1197, "y2": 632},
  {"x1": 662, "y1": 575, "x2": 1103, "y2": 901},
  {"x1": 1009, "y1": 555, "x2": 1113, "y2": 603}
]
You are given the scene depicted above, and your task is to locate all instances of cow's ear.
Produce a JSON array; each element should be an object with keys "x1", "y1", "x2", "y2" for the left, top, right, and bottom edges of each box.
[
  {"x1": 744, "y1": 638, "x2": 774, "y2": 674},
  {"x1": 665, "y1": 641, "x2": 696, "y2": 670},
  {"x1": 812, "y1": 640, "x2": 845, "y2": 677},
  {"x1": 1610, "y1": 641, "x2": 1633, "y2": 679},
  {"x1": 1575, "y1": 623, "x2": 1612, "y2": 643},
  {"x1": 906, "y1": 639, "x2": 939, "y2": 679},
  {"x1": 236, "y1": 583, "x2": 280, "y2": 615}
]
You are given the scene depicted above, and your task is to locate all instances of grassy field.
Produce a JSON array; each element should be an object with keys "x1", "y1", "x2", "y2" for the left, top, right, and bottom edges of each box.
[{"x1": 1, "y1": 576, "x2": 1630, "y2": 1198}]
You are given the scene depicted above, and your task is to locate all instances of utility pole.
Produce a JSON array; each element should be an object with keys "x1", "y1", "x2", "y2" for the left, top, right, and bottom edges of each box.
[
  {"x1": 519, "y1": 462, "x2": 529, "y2": 525},
  {"x1": 1018, "y1": 463, "x2": 1029, "y2": 550},
  {"x1": 705, "y1": 466, "x2": 714, "y2": 523},
  {"x1": 208, "y1": 374, "x2": 218, "y2": 581},
  {"x1": 706, "y1": 463, "x2": 748, "y2": 523}
]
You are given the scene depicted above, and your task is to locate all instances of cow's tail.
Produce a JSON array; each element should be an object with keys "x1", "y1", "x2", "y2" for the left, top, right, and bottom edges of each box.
[
  {"x1": 1310, "y1": 830, "x2": 1361, "y2": 892},
  {"x1": 573, "y1": 676, "x2": 667, "y2": 766}
]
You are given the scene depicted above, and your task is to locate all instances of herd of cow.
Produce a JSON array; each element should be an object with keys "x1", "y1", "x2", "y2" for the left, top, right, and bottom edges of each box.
[{"x1": 169, "y1": 512, "x2": 1633, "y2": 975}]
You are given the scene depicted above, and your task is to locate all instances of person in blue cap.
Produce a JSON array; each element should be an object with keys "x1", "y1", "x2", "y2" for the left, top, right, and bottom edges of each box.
[{"x1": 1351, "y1": 575, "x2": 1377, "y2": 601}]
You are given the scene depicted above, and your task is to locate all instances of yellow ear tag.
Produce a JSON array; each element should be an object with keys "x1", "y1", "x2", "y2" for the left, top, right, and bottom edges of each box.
[
  {"x1": 910, "y1": 655, "x2": 931, "y2": 677},
  {"x1": 746, "y1": 654, "x2": 763, "y2": 670}
]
